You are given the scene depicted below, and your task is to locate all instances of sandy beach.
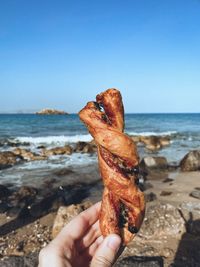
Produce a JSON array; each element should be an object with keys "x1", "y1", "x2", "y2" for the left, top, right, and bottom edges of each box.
[{"x1": 0, "y1": 151, "x2": 200, "y2": 267}]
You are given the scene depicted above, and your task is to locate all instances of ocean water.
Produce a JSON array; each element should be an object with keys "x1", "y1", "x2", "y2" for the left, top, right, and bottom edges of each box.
[{"x1": 0, "y1": 113, "x2": 200, "y2": 185}]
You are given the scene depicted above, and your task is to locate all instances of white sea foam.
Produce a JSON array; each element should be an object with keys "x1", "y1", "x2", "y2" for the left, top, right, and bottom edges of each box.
[
  {"x1": 127, "y1": 131, "x2": 177, "y2": 136},
  {"x1": 16, "y1": 153, "x2": 97, "y2": 170},
  {"x1": 15, "y1": 134, "x2": 92, "y2": 145}
]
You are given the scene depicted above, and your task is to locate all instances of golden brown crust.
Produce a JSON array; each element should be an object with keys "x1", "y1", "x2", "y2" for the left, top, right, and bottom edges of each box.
[
  {"x1": 96, "y1": 88, "x2": 124, "y2": 130},
  {"x1": 79, "y1": 88, "x2": 145, "y2": 244}
]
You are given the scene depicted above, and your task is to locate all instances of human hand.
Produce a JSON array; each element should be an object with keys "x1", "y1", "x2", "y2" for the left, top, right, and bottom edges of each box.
[{"x1": 38, "y1": 202, "x2": 121, "y2": 267}]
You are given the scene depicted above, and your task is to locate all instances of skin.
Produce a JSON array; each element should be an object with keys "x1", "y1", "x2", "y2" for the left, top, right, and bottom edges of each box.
[{"x1": 38, "y1": 202, "x2": 121, "y2": 267}]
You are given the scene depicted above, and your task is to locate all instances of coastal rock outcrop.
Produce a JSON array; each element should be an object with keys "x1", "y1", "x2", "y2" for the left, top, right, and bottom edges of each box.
[
  {"x1": 0, "y1": 151, "x2": 21, "y2": 169},
  {"x1": 180, "y1": 150, "x2": 200, "y2": 171},
  {"x1": 13, "y1": 148, "x2": 46, "y2": 161},
  {"x1": 74, "y1": 141, "x2": 97, "y2": 153},
  {"x1": 42, "y1": 145, "x2": 73, "y2": 156},
  {"x1": 131, "y1": 135, "x2": 170, "y2": 151},
  {"x1": 140, "y1": 136, "x2": 162, "y2": 151},
  {"x1": 36, "y1": 108, "x2": 68, "y2": 115},
  {"x1": 141, "y1": 136, "x2": 170, "y2": 151}
]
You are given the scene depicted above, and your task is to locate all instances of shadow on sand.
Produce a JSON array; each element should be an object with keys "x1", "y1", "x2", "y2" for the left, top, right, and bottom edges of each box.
[
  {"x1": 115, "y1": 255, "x2": 164, "y2": 267},
  {"x1": 0, "y1": 180, "x2": 99, "y2": 236},
  {"x1": 171, "y1": 211, "x2": 200, "y2": 267}
]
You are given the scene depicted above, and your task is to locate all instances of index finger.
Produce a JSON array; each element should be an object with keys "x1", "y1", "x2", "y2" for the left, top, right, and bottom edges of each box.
[{"x1": 55, "y1": 201, "x2": 101, "y2": 242}]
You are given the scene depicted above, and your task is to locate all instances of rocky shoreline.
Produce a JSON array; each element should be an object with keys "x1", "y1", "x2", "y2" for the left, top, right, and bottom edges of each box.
[
  {"x1": 0, "y1": 135, "x2": 200, "y2": 266},
  {"x1": 0, "y1": 134, "x2": 200, "y2": 172}
]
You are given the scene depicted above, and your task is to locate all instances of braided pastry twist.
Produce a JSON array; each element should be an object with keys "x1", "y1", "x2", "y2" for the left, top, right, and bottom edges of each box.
[{"x1": 79, "y1": 89, "x2": 145, "y2": 244}]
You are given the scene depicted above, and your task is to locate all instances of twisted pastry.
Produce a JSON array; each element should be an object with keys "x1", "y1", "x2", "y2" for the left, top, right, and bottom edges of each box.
[{"x1": 79, "y1": 89, "x2": 145, "y2": 244}]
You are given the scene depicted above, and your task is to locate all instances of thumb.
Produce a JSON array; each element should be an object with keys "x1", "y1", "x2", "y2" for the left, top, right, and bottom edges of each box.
[{"x1": 90, "y1": 234, "x2": 121, "y2": 267}]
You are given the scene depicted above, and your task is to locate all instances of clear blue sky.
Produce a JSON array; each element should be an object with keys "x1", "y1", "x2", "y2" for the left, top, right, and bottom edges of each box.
[{"x1": 0, "y1": 0, "x2": 200, "y2": 113}]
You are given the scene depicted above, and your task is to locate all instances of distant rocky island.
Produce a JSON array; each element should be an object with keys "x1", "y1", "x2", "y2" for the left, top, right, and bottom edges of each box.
[{"x1": 36, "y1": 108, "x2": 68, "y2": 115}]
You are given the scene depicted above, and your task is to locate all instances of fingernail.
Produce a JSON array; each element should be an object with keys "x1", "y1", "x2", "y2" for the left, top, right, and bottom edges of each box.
[{"x1": 106, "y1": 234, "x2": 121, "y2": 252}]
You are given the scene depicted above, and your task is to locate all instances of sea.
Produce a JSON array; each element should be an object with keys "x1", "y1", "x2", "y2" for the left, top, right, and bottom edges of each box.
[{"x1": 0, "y1": 113, "x2": 200, "y2": 186}]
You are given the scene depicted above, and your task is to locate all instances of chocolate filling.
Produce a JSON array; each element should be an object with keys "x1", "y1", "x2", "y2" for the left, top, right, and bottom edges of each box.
[
  {"x1": 119, "y1": 202, "x2": 128, "y2": 228},
  {"x1": 119, "y1": 202, "x2": 138, "y2": 234},
  {"x1": 100, "y1": 148, "x2": 129, "y2": 179},
  {"x1": 125, "y1": 166, "x2": 139, "y2": 175},
  {"x1": 93, "y1": 101, "x2": 102, "y2": 111},
  {"x1": 128, "y1": 225, "x2": 138, "y2": 234},
  {"x1": 93, "y1": 101, "x2": 110, "y2": 124},
  {"x1": 101, "y1": 114, "x2": 109, "y2": 123}
]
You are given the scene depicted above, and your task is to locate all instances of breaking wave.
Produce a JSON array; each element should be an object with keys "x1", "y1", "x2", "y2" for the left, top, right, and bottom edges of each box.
[{"x1": 15, "y1": 134, "x2": 92, "y2": 145}]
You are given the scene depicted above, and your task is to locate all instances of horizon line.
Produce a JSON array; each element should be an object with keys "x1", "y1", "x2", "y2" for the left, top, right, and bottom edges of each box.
[{"x1": 0, "y1": 112, "x2": 200, "y2": 115}]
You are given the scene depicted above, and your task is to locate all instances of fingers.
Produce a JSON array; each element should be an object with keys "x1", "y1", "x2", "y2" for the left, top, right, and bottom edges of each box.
[
  {"x1": 88, "y1": 235, "x2": 104, "y2": 256},
  {"x1": 77, "y1": 235, "x2": 104, "y2": 266},
  {"x1": 55, "y1": 202, "x2": 101, "y2": 244},
  {"x1": 77, "y1": 220, "x2": 101, "y2": 252},
  {"x1": 90, "y1": 234, "x2": 121, "y2": 267}
]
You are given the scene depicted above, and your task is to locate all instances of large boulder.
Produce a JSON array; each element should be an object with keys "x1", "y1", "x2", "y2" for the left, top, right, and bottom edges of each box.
[
  {"x1": 52, "y1": 201, "x2": 92, "y2": 238},
  {"x1": 42, "y1": 145, "x2": 73, "y2": 156},
  {"x1": 0, "y1": 151, "x2": 21, "y2": 169},
  {"x1": 123, "y1": 202, "x2": 186, "y2": 264},
  {"x1": 140, "y1": 156, "x2": 168, "y2": 170},
  {"x1": 139, "y1": 203, "x2": 185, "y2": 239},
  {"x1": 180, "y1": 150, "x2": 200, "y2": 171}
]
